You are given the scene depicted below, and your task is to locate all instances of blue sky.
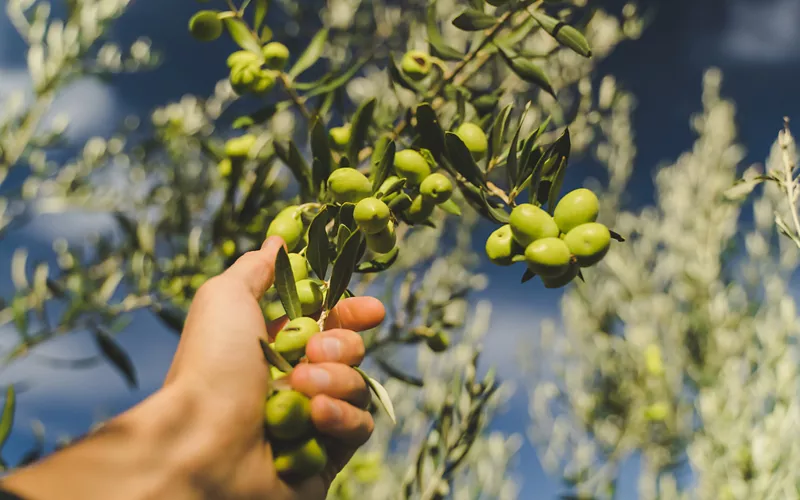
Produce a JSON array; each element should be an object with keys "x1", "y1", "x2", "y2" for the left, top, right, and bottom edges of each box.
[{"x1": 1, "y1": 0, "x2": 800, "y2": 497}]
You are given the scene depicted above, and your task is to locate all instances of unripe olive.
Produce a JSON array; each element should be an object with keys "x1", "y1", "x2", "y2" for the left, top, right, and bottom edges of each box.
[
  {"x1": 553, "y1": 188, "x2": 600, "y2": 234},
  {"x1": 524, "y1": 237, "x2": 572, "y2": 278},
  {"x1": 218, "y1": 158, "x2": 233, "y2": 177},
  {"x1": 262, "y1": 42, "x2": 290, "y2": 71},
  {"x1": 225, "y1": 134, "x2": 257, "y2": 158},
  {"x1": 484, "y1": 224, "x2": 520, "y2": 266},
  {"x1": 644, "y1": 402, "x2": 669, "y2": 422},
  {"x1": 329, "y1": 126, "x2": 351, "y2": 150},
  {"x1": 230, "y1": 67, "x2": 257, "y2": 95},
  {"x1": 645, "y1": 344, "x2": 664, "y2": 376},
  {"x1": 264, "y1": 389, "x2": 312, "y2": 440},
  {"x1": 365, "y1": 221, "x2": 396, "y2": 254},
  {"x1": 509, "y1": 203, "x2": 560, "y2": 247},
  {"x1": 400, "y1": 50, "x2": 432, "y2": 81},
  {"x1": 406, "y1": 195, "x2": 435, "y2": 223},
  {"x1": 189, "y1": 11, "x2": 223, "y2": 42},
  {"x1": 251, "y1": 69, "x2": 277, "y2": 94},
  {"x1": 265, "y1": 300, "x2": 286, "y2": 321},
  {"x1": 221, "y1": 239, "x2": 237, "y2": 257},
  {"x1": 455, "y1": 123, "x2": 488, "y2": 161},
  {"x1": 274, "y1": 317, "x2": 321, "y2": 363},
  {"x1": 419, "y1": 173, "x2": 453, "y2": 204},
  {"x1": 540, "y1": 262, "x2": 579, "y2": 289},
  {"x1": 273, "y1": 437, "x2": 328, "y2": 480},
  {"x1": 327, "y1": 168, "x2": 372, "y2": 204},
  {"x1": 563, "y1": 222, "x2": 611, "y2": 267},
  {"x1": 288, "y1": 253, "x2": 310, "y2": 281},
  {"x1": 270, "y1": 365, "x2": 287, "y2": 381},
  {"x1": 266, "y1": 206, "x2": 304, "y2": 251},
  {"x1": 394, "y1": 150, "x2": 431, "y2": 186},
  {"x1": 354, "y1": 197, "x2": 391, "y2": 234},
  {"x1": 426, "y1": 332, "x2": 450, "y2": 353},
  {"x1": 227, "y1": 50, "x2": 260, "y2": 69},
  {"x1": 296, "y1": 279, "x2": 324, "y2": 315}
]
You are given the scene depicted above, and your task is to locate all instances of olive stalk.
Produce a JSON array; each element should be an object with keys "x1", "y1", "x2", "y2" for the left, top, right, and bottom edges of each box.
[{"x1": 779, "y1": 119, "x2": 800, "y2": 247}]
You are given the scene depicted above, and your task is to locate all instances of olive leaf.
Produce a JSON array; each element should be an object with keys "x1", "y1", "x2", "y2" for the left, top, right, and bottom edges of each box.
[
  {"x1": 445, "y1": 132, "x2": 487, "y2": 189},
  {"x1": 253, "y1": 0, "x2": 268, "y2": 32},
  {"x1": 302, "y1": 55, "x2": 371, "y2": 98},
  {"x1": 336, "y1": 224, "x2": 352, "y2": 254},
  {"x1": 609, "y1": 230, "x2": 626, "y2": 242},
  {"x1": 288, "y1": 28, "x2": 328, "y2": 79},
  {"x1": 547, "y1": 157, "x2": 568, "y2": 214},
  {"x1": 92, "y1": 326, "x2": 137, "y2": 389},
  {"x1": 723, "y1": 175, "x2": 776, "y2": 201},
  {"x1": 348, "y1": 98, "x2": 377, "y2": 165},
  {"x1": 338, "y1": 203, "x2": 357, "y2": 231},
  {"x1": 427, "y1": 0, "x2": 463, "y2": 61},
  {"x1": 387, "y1": 192, "x2": 413, "y2": 213},
  {"x1": 438, "y1": 198, "x2": 462, "y2": 216},
  {"x1": 489, "y1": 104, "x2": 513, "y2": 163},
  {"x1": 496, "y1": 45, "x2": 555, "y2": 97},
  {"x1": 371, "y1": 138, "x2": 396, "y2": 194},
  {"x1": 355, "y1": 247, "x2": 400, "y2": 273},
  {"x1": 506, "y1": 103, "x2": 531, "y2": 189},
  {"x1": 274, "y1": 141, "x2": 313, "y2": 198},
  {"x1": 377, "y1": 177, "x2": 406, "y2": 199},
  {"x1": 259, "y1": 339, "x2": 294, "y2": 373},
  {"x1": 453, "y1": 9, "x2": 497, "y2": 31},
  {"x1": 529, "y1": 10, "x2": 592, "y2": 58},
  {"x1": 521, "y1": 269, "x2": 537, "y2": 283},
  {"x1": 275, "y1": 247, "x2": 302, "y2": 320},
  {"x1": 223, "y1": 18, "x2": 263, "y2": 55},
  {"x1": 326, "y1": 231, "x2": 364, "y2": 310},
  {"x1": 490, "y1": 15, "x2": 537, "y2": 55},
  {"x1": 153, "y1": 303, "x2": 186, "y2": 334},
  {"x1": 353, "y1": 367, "x2": 397, "y2": 425},
  {"x1": 310, "y1": 118, "x2": 332, "y2": 193},
  {"x1": 307, "y1": 209, "x2": 331, "y2": 280},
  {"x1": 415, "y1": 104, "x2": 447, "y2": 160},
  {"x1": 516, "y1": 117, "x2": 552, "y2": 187},
  {"x1": 0, "y1": 386, "x2": 15, "y2": 454},
  {"x1": 481, "y1": 192, "x2": 510, "y2": 224}
]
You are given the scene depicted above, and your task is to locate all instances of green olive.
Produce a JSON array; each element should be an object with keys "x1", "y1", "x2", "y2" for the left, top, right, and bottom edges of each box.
[
  {"x1": 539, "y1": 261, "x2": 579, "y2": 289},
  {"x1": 265, "y1": 300, "x2": 286, "y2": 322},
  {"x1": 419, "y1": 173, "x2": 453, "y2": 204},
  {"x1": 264, "y1": 390, "x2": 312, "y2": 441},
  {"x1": 327, "y1": 168, "x2": 372, "y2": 204},
  {"x1": 329, "y1": 126, "x2": 351, "y2": 150},
  {"x1": 400, "y1": 50, "x2": 432, "y2": 81},
  {"x1": 553, "y1": 188, "x2": 600, "y2": 234},
  {"x1": 455, "y1": 123, "x2": 488, "y2": 161},
  {"x1": 296, "y1": 279, "x2": 324, "y2": 316},
  {"x1": 644, "y1": 402, "x2": 669, "y2": 422},
  {"x1": 426, "y1": 332, "x2": 450, "y2": 353},
  {"x1": 262, "y1": 42, "x2": 290, "y2": 71},
  {"x1": 406, "y1": 195, "x2": 435, "y2": 223},
  {"x1": 273, "y1": 437, "x2": 328, "y2": 481},
  {"x1": 270, "y1": 365, "x2": 287, "y2": 381},
  {"x1": 227, "y1": 50, "x2": 260, "y2": 70},
  {"x1": 251, "y1": 69, "x2": 277, "y2": 94},
  {"x1": 563, "y1": 222, "x2": 611, "y2": 267},
  {"x1": 354, "y1": 197, "x2": 391, "y2": 234},
  {"x1": 189, "y1": 11, "x2": 223, "y2": 42},
  {"x1": 274, "y1": 317, "x2": 321, "y2": 363},
  {"x1": 217, "y1": 158, "x2": 232, "y2": 177},
  {"x1": 221, "y1": 239, "x2": 236, "y2": 257},
  {"x1": 394, "y1": 150, "x2": 431, "y2": 186},
  {"x1": 266, "y1": 206, "x2": 304, "y2": 251},
  {"x1": 645, "y1": 345, "x2": 664, "y2": 376},
  {"x1": 224, "y1": 134, "x2": 257, "y2": 158},
  {"x1": 365, "y1": 221, "x2": 396, "y2": 254},
  {"x1": 484, "y1": 224, "x2": 521, "y2": 266},
  {"x1": 288, "y1": 253, "x2": 310, "y2": 281},
  {"x1": 509, "y1": 203, "x2": 560, "y2": 247},
  {"x1": 524, "y1": 237, "x2": 572, "y2": 278}
]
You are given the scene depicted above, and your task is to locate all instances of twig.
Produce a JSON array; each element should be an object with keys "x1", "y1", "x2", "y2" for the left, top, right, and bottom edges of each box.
[{"x1": 780, "y1": 118, "x2": 800, "y2": 247}]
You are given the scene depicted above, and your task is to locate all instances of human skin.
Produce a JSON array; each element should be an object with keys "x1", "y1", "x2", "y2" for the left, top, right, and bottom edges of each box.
[{"x1": 0, "y1": 236, "x2": 385, "y2": 500}]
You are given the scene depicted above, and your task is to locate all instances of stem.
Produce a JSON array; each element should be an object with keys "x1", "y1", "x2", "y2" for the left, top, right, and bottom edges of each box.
[
  {"x1": 279, "y1": 73, "x2": 313, "y2": 122},
  {"x1": 780, "y1": 118, "x2": 800, "y2": 246}
]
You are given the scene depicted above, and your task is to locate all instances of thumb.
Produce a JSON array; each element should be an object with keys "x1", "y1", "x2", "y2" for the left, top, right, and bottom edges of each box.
[{"x1": 222, "y1": 236, "x2": 285, "y2": 299}]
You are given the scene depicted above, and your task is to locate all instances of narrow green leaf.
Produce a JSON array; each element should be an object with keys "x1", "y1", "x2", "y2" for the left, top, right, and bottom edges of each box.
[
  {"x1": 481, "y1": 192, "x2": 510, "y2": 224},
  {"x1": 496, "y1": 46, "x2": 555, "y2": 96},
  {"x1": 275, "y1": 247, "x2": 302, "y2": 320},
  {"x1": 546, "y1": 157, "x2": 568, "y2": 214},
  {"x1": 355, "y1": 247, "x2": 400, "y2": 273},
  {"x1": 371, "y1": 139, "x2": 396, "y2": 194},
  {"x1": 445, "y1": 132, "x2": 487, "y2": 188},
  {"x1": 505, "y1": 111, "x2": 526, "y2": 190},
  {"x1": 289, "y1": 28, "x2": 329, "y2": 79},
  {"x1": 489, "y1": 104, "x2": 513, "y2": 162},
  {"x1": 153, "y1": 304, "x2": 186, "y2": 334},
  {"x1": 274, "y1": 141, "x2": 313, "y2": 198},
  {"x1": 521, "y1": 269, "x2": 536, "y2": 283},
  {"x1": 326, "y1": 231, "x2": 364, "y2": 310},
  {"x1": 530, "y1": 10, "x2": 592, "y2": 58},
  {"x1": 388, "y1": 54, "x2": 423, "y2": 92},
  {"x1": 348, "y1": 98, "x2": 377, "y2": 166},
  {"x1": 259, "y1": 339, "x2": 294, "y2": 373},
  {"x1": 377, "y1": 177, "x2": 406, "y2": 199},
  {"x1": 387, "y1": 192, "x2": 413, "y2": 213},
  {"x1": 303, "y1": 55, "x2": 371, "y2": 98},
  {"x1": 93, "y1": 326, "x2": 137, "y2": 389},
  {"x1": 438, "y1": 198, "x2": 462, "y2": 216},
  {"x1": 489, "y1": 16, "x2": 537, "y2": 55},
  {"x1": 223, "y1": 18, "x2": 263, "y2": 55},
  {"x1": 427, "y1": 0, "x2": 463, "y2": 61},
  {"x1": 609, "y1": 230, "x2": 626, "y2": 242},
  {"x1": 336, "y1": 225, "x2": 352, "y2": 254},
  {"x1": 307, "y1": 209, "x2": 331, "y2": 280},
  {"x1": 415, "y1": 104, "x2": 447, "y2": 160},
  {"x1": 338, "y1": 203, "x2": 357, "y2": 231},
  {"x1": 310, "y1": 118, "x2": 332, "y2": 193},
  {"x1": 453, "y1": 9, "x2": 497, "y2": 31},
  {"x1": 353, "y1": 367, "x2": 396, "y2": 425},
  {"x1": 253, "y1": 0, "x2": 268, "y2": 32},
  {"x1": 0, "y1": 386, "x2": 15, "y2": 452},
  {"x1": 516, "y1": 117, "x2": 552, "y2": 187}
]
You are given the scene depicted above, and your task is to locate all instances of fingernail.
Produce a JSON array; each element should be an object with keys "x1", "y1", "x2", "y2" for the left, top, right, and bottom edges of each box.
[
  {"x1": 325, "y1": 399, "x2": 342, "y2": 423},
  {"x1": 320, "y1": 337, "x2": 342, "y2": 360},
  {"x1": 307, "y1": 366, "x2": 331, "y2": 388}
]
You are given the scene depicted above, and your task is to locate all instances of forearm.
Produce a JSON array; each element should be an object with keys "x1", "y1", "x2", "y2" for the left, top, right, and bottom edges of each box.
[{"x1": 0, "y1": 386, "x2": 205, "y2": 500}]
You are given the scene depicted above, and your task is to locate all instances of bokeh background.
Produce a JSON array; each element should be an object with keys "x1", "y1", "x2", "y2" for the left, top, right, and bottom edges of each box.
[{"x1": 1, "y1": 0, "x2": 799, "y2": 497}]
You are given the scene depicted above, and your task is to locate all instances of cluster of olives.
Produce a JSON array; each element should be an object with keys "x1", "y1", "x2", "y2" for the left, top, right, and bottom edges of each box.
[
  {"x1": 485, "y1": 188, "x2": 612, "y2": 288},
  {"x1": 226, "y1": 41, "x2": 289, "y2": 96}
]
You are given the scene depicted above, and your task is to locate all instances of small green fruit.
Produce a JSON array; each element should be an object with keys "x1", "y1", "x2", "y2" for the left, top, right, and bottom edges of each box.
[
  {"x1": 274, "y1": 317, "x2": 321, "y2": 363},
  {"x1": 365, "y1": 221, "x2": 396, "y2": 254},
  {"x1": 262, "y1": 42, "x2": 290, "y2": 71},
  {"x1": 553, "y1": 188, "x2": 600, "y2": 234},
  {"x1": 524, "y1": 237, "x2": 572, "y2": 278},
  {"x1": 225, "y1": 134, "x2": 257, "y2": 158},
  {"x1": 645, "y1": 345, "x2": 664, "y2": 376},
  {"x1": 644, "y1": 402, "x2": 669, "y2": 422},
  {"x1": 221, "y1": 239, "x2": 237, "y2": 257},
  {"x1": 455, "y1": 123, "x2": 488, "y2": 161},
  {"x1": 296, "y1": 279, "x2": 324, "y2": 315},
  {"x1": 227, "y1": 50, "x2": 260, "y2": 69},
  {"x1": 329, "y1": 126, "x2": 351, "y2": 150},
  {"x1": 509, "y1": 203, "x2": 560, "y2": 247},
  {"x1": 269, "y1": 365, "x2": 287, "y2": 381},
  {"x1": 264, "y1": 390, "x2": 312, "y2": 441},
  {"x1": 189, "y1": 11, "x2": 223, "y2": 42},
  {"x1": 265, "y1": 300, "x2": 286, "y2": 322},
  {"x1": 539, "y1": 262, "x2": 579, "y2": 289},
  {"x1": 406, "y1": 195, "x2": 435, "y2": 223},
  {"x1": 354, "y1": 197, "x2": 391, "y2": 234},
  {"x1": 563, "y1": 222, "x2": 611, "y2": 267},
  {"x1": 327, "y1": 168, "x2": 372, "y2": 204},
  {"x1": 426, "y1": 332, "x2": 450, "y2": 353},
  {"x1": 288, "y1": 253, "x2": 310, "y2": 281},
  {"x1": 394, "y1": 150, "x2": 431, "y2": 185},
  {"x1": 419, "y1": 173, "x2": 453, "y2": 204},
  {"x1": 400, "y1": 50, "x2": 432, "y2": 81},
  {"x1": 485, "y1": 224, "x2": 521, "y2": 266},
  {"x1": 251, "y1": 69, "x2": 277, "y2": 94},
  {"x1": 266, "y1": 206, "x2": 304, "y2": 251},
  {"x1": 218, "y1": 158, "x2": 232, "y2": 177},
  {"x1": 273, "y1": 437, "x2": 328, "y2": 481}
]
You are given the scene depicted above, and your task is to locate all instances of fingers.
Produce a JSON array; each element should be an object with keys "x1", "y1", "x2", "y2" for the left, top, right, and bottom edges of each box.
[
  {"x1": 324, "y1": 297, "x2": 385, "y2": 331},
  {"x1": 290, "y1": 363, "x2": 371, "y2": 409},
  {"x1": 221, "y1": 236, "x2": 284, "y2": 299},
  {"x1": 310, "y1": 394, "x2": 374, "y2": 447},
  {"x1": 305, "y1": 329, "x2": 365, "y2": 366}
]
